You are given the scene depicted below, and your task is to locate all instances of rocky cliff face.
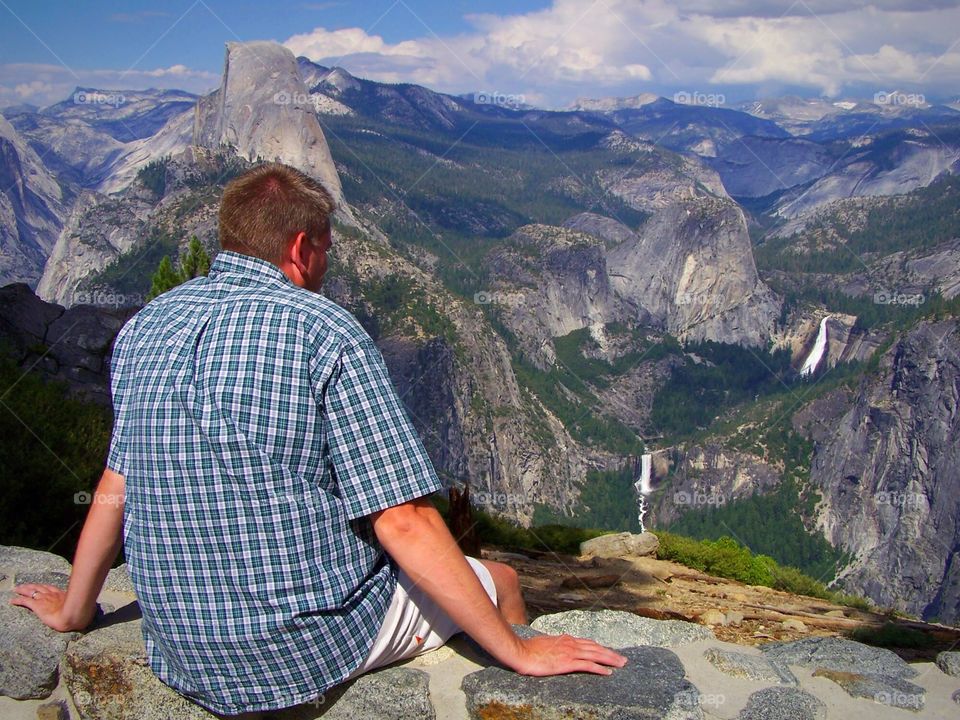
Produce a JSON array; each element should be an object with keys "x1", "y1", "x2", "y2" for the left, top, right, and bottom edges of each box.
[
  {"x1": 321, "y1": 215, "x2": 617, "y2": 525},
  {"x1": 774, "y1": 135, "x2": 960, "y2": 224},
  {"x1": 598, "y1": 141, "x2": 730, "y2": 212},
  {"x1": 0, "y1": 283, "x2": 133, "y2": 405},
  {"x1": 795, "y1": 319, "x2": 960, "y2": 623},
  {"x1": 193, "y1": 42, "x2": 348, "y2": 216},
  {"x1": 486, "y1": 223, "x2": 641, "y2": 367},
  {"x1": 485, "y1": 197, "x2": 781, "y2": 369},
  {"x1": 772, "y1": 311, "x2": 886, "y2": 373},
  {"x1": 648, "y1": 445, "x2": 783, "y2": 528},
  {"x1": 839, "y1": 238, "x2": 960, "y2": 302},
  {"x1": 0, "y1": 115, "x2": 67, "y2": 288},
  {"x1": 36, "y1": 147, "x2": 233, "y2": 307},
  {"x1": 35, "y1": 186, "x2": 156, "y2": 306},
  {"x1": 5, "y1": 221, "x2": 615, "y2": 528},
  {"x1": 709, "y1": 136, "x2": 833, "y2": 199},
  {"x1": 607, "y1": 198, "x2": 781, "y2": 347}
]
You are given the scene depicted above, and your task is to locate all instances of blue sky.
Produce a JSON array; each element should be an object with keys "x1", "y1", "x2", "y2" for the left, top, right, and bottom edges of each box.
[
  {"x1": 1, "y1": 0, "x2": 958, "y2": 109},
  {"x1": 0, "y1": 1, "x2": 532, "y2": 72}
]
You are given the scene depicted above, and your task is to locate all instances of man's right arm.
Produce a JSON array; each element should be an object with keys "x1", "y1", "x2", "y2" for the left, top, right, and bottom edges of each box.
[{"x1": 370, "y1": 495, "x2": 628, "y2": 676}]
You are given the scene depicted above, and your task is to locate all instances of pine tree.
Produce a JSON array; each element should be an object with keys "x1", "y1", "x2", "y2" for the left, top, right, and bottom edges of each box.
[
  {"x1": 147, "y1": 256, "x2": 182, "y2": 301},
  {"x1": 147, "y1": 237, "x2": 212, "y2": 301},
  {"x1": 179, "y1": 236, "x2": 211, "y2": 283}
]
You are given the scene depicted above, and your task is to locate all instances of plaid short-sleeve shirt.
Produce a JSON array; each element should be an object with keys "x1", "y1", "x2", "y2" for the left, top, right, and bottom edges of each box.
[{"x1": 105, "y1": 249, "x2": 444, "y2": 715}]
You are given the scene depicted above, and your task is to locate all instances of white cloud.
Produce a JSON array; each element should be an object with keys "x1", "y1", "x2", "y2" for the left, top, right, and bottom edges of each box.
[
  {"x1": 283, "y1": 0, "x2": 960, "y2": 105},
  {"x1": 3, "y1": 1, "x2": 957, "y2": 110}
]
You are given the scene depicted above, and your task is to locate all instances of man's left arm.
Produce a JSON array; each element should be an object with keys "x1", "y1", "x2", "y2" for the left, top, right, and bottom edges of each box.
[{"x1": 10, "y1": 467, "x2": 126, "y2": 632}]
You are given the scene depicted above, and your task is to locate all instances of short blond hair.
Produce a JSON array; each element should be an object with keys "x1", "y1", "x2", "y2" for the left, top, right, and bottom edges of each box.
[{"x1": 218, "y1": 163, "x2": 336, "y2": 263}]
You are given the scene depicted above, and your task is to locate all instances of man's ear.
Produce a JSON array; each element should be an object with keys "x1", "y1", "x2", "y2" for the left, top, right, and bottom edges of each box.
[{"x1": 288, "y1": 231, "x2": 310, "y2": 276}]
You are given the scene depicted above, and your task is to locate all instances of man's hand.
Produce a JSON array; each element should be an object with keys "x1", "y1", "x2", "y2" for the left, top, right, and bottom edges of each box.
[
  {"x1": 8, "y1": 584, "x2": 90, "y2": 633},
  {"x1": 371, "y1": 496, "x2": 627, "y2": 677},
  {"x1": 9, "y1": 467, "x2": 125, "y2": 633},
  {"x1": 514, "y1": 634, "x2": 627, "y2": 676}
]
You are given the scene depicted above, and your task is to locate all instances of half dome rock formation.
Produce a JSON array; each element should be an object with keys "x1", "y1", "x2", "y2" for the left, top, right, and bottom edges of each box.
[{"x1": 193, "y1": 41, "x2": 349, "y2": 217}]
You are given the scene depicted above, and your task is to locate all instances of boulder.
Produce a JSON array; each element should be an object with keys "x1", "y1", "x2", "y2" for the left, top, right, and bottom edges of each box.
[
  {"x1": 62, "y1": 618, "x2": 214, "y2": 720},
  {"x1": 936, "y1": 650, "x2": 960, "y2": 677},
  {"x1": 811, "y1": 668, "x2": 925, "y2": 712},
  {"x1": 531, "y1": 609, "x2": 714, "y2": 648},
  {"x1": 462, "y1": 626, "x2": 703, "y2": 720},
  {"x1": 703, "y1": 647, "x2": 797, "y2": 685},
  {"x1": 579, "y1": 531, "x2": 659, "y2": 559},
  {"x1": 737, "y1": 686, "x2": 826, "y2": 720},
  {"x1": 0, "y1": 547, "x2": 80, "y2": 700},
  {"x1": 0, "y1": 602, "x2": 80, "y2": 699},
  {"x1": 758, "y1": 636, "x2": 917, "y2": 678}
]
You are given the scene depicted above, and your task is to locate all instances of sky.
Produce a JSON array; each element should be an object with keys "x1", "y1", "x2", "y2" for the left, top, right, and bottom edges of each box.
[{"x1": 0, "y1": 0, "x2": 958, "y2": 110}]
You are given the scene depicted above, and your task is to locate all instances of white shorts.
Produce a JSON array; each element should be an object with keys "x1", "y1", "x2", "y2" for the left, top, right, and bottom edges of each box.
[{"x1": 346, "y1": 556, "x2": 497, "y2": 679}]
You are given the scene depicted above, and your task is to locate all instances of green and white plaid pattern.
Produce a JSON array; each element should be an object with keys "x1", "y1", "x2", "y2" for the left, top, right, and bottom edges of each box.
[{"x1": 106, "y1": 250, "x2": 444, "y2": 715}]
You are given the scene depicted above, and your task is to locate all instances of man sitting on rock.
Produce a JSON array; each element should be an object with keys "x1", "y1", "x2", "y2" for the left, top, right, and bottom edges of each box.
[{"x1": 10, "y1": 162, "x2": 626, "y2": 716}]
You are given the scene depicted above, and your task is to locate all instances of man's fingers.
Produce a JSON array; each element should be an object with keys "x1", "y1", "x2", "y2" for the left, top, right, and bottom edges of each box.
[
  {"x1": 573, "y1": 646, "x2": 628, "y2": 666},
  {"x1": 13, "y1": 583, "x2": 61, "y2": 596},
  {"x1": 12, "y1": 583, "x2": 44, "y2": 596},
  {"x1": 570, "y1": 639, "x2": 628, "y2": 665},
  {"x1": 565, "y1": 659, "x2": 615, "y2": 676}
]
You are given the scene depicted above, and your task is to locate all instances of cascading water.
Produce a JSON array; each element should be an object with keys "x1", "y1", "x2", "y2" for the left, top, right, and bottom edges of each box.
[
  {"x1": 633, "y1": 452, "x2": 653, "y2": 533},
  {"x1": 800, "y1": 315, "x2": 830, "y2": 376}
]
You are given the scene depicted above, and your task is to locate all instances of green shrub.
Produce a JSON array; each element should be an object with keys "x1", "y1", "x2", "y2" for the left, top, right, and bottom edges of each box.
[
  {"x1": 0, "y1": 353, "x2": 112, "y2": 554},
  {"x1": 770, "y1": 564, "x2": 829, "y2": 597},
  {"x1": 834, "y1": 594, "x2": 873, "y2": 611},
  {"x1": 658, "y1": 531, "x2": 778, "y2": 587}
]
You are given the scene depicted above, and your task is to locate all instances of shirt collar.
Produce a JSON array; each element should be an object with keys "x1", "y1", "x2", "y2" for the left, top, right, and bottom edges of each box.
[{"x1": 208, "y1": 250, "x2": 293, "y2": 286}]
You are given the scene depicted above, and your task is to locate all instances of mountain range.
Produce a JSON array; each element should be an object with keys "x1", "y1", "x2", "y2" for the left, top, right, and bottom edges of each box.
[{"x1": 1, "y1": 40, "x2": 959, "y2": 625}]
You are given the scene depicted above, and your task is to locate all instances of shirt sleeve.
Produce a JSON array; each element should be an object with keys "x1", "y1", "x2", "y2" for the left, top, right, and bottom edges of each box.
[
  {"x1": 323, "y1": 336, "x2": 445, "y2": 521},
  {"x1": 105, "y1": 321, "x2": 133, "y2": 475}
]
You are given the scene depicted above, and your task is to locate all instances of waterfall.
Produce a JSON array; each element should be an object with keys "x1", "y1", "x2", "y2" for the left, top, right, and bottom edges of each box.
[
  {"x1": 800, "y1": 315, "x2": 830, "y2": 376},
  {"x1": 634, "y1": 453, "x2": 653, "y2": 533}
]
